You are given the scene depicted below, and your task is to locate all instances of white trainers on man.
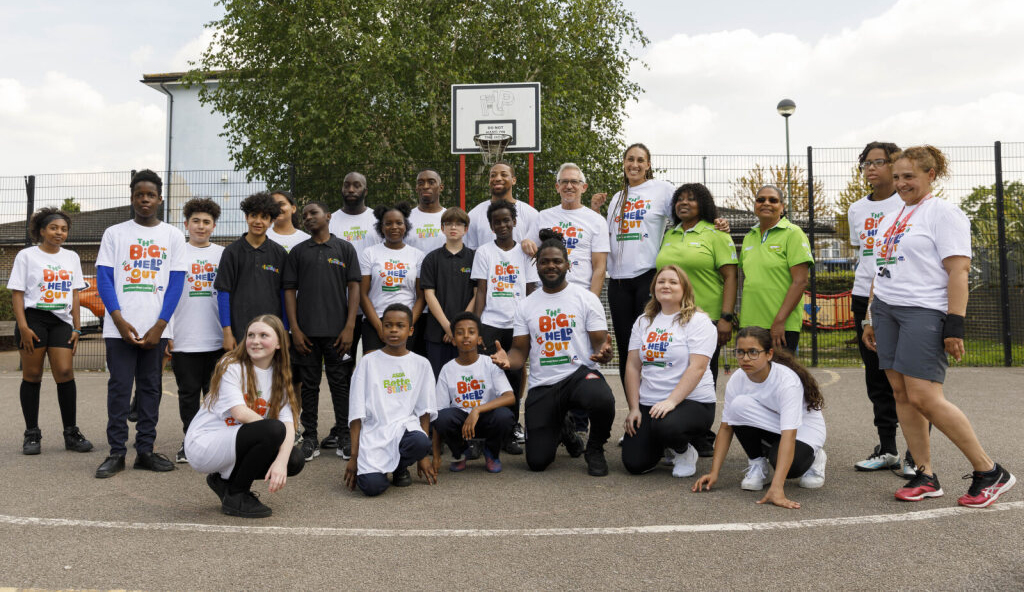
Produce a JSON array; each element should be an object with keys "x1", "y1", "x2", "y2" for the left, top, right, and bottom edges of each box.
[
  {"x1": 670, "y1": 444, "x2": 698, "y2": 478},
  {"x1": 741, "y1": 457, "x2": 770, "y2": 490},
  {"x1": 799, "y1": 448, "x2": 827, "y2": 489}
]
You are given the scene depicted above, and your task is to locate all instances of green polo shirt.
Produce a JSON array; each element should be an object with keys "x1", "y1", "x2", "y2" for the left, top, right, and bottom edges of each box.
[
  {"x1": 656, "y1": 220, "x2": 737, "y2": 320},
  {"x1": 739, "y1": 218, "x2": 814, "y2": 332}
]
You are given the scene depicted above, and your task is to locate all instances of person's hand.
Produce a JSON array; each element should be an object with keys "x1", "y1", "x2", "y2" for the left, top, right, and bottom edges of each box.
[
  {"x1": 757, "y1": 486, "x2": 800, "y2": 509},
  {"x1": 770, "y1": 320, "x2": 787, "y2": 351},
  {"x1": 292, "y1": 328, "x2": 312, "y2": 355},
  {"x1": 441, "y1": 320, "x2": 453, "y2": 344},
  {"x1": 163, "y1": 339, "x2": 174, "y2": 366},
  {"x1": 140, "y1": 323, "x2": 164, "y2": 349},
  {"x1": 862, "y1": 325, "x2": 877, "y2": 352},
  {"x1": 114, "y1": 317, "x2": 143, "y2": 346},
  {"x1": 591, "y1": 192, "x2": 608, "y2": 211},
  {"x1": 590, "y1": 334, "x2": 614, "y2": 363},
  {"x1": 490, "y1": 341, "x2": 511, "y2": 370},
  {"x1": 374, "y1": 321, "x2": 385, "y2": 341},
  {"x1": 334, "y1": 325, "x2": 354, "y2": 356},
  {"x1": 623, "y1": 408, "x2": 642, "y2": 437},
  {"x1": 222, "y1": 330, "x2": 237, "y2": 352},
  {"x1": 432, "y1": 453, "x2": 442, "y2": 475},
  {"x1": 944, "y1": 337, "x2": 965, "y2": 362},
  {"x1": 692, "y1": 473, "x2": 717, "y2": 492},
  {"x1": 69, "y1": 330, "x2": 80, "y2": 355},
  {"x1": 713, "y1": 217, "x2": 731, "y2": 233},
  {"x1": 521, "y1": 240, "x2": 538, "y2": 257},
  {"x1": 265, "y1": 458, "x2": 288, "y2": 493},
  {"x1": 417, "y1": 456, "x2": 437, "y2": 485},
  {"x1": 18, "y1": 325, "x2": 40, "y2": 354},
  {"x1": 649, "y1": 399, "x2": 677, "y2": 419},
  {"x1": 716, "y1": 318, "x2": 733, "y2": 347},
  {"x1": 462, "y1": 408, "x2": 480, "y2": 439},
  {"x1": 344, "y1": 457, "x2": 358, "y2": 491}
]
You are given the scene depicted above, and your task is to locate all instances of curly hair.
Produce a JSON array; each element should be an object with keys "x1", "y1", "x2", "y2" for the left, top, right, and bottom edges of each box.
[
  {"x1": 892, "y1": 145, "x2": 950, "y2": 180},
  {"x1": 182, "y1": 197, "x2": 221, "y2": 222},
  {"x1": 857, "y1": 141, "x2": 901, "y2": 165},
  {"x1": 373, "y1": 201, "x2": 412, "y2": 238},
  {"x1": 486, "y1": 199, "x2": 517, "y2": 224},
  {"x1": 29, "y1": 207, "x2": 71, "y2": 243},
  {"x1": 130, "y1": 169, "x2": 162, "y2": 195},
  {"x1": 240, "y1": 192, "x2": 282, "y2": 219},
  {"x1": 671, "y1": 183, "x2": 718, "y2": 226}
]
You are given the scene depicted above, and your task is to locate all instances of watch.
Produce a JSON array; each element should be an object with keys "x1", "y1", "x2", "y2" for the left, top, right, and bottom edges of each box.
[{"x1": 720, "y1": 313, "x2": 736, "y2": 324}]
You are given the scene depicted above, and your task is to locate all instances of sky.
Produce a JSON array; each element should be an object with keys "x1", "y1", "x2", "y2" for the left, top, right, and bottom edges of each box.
[{"x1": 1, "y1": 0, "x2": 1023, "y2": 175}]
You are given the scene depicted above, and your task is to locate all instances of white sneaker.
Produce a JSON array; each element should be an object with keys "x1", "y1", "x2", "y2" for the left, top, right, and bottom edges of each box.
[
  {"x1": 671, "y1": 444, "x2": 698, "y2": 478},
  {"x1": 799, "y1": 448, "x2": 827, "y2": 489},
  {"x1": 741, "y1": 457, "x2": 770, "y2": 490}
]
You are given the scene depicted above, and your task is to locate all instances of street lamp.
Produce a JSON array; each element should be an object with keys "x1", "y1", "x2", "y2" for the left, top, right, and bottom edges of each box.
[{"x1": 777, "y1": 98, "x2": 796, "y2": 218}]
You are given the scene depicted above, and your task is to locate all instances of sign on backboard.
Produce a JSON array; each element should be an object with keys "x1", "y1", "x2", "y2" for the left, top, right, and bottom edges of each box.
[{"x1": 451, "y1": 83, "x2": 541, "y2": 154}]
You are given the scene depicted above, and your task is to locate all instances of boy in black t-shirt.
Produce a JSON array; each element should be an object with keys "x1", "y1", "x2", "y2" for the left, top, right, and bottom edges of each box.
[{"x1": 421, "y1": 207, "x2": 476, "y2": 379}]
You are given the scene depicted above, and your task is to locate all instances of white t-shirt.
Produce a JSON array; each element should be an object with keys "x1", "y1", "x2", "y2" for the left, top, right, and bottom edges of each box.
[
  {"x1": 514, "y1": 283, "x2": 608, "y2": 387},
  {"x1": 471, "y1": 241, "x2": 538, "y2": 328},
  {"x1": 872, "y1": 197, "x2": 971, "y2": 312},
  {"x1": 96, "y1": 220, "x2": 188, "y2": 339},
  {"x1": 847, "y1": 191, "x2": 902, "y2": 297},
  {"x1": 170, "y1": 243, "x2": 225, "y2": 352},
  {"x1": 358, "y1": 243, "x2": 425, "y2": 316},
  {"x1": 349, "y1": 350, "x2": 437, "y2": 475},
  {"x1": 465, "y1": 199, "x2": 539, "y2": 250},
  {"x1": 7, "y1": 246, "x2": 86, "y2": 326},
  {"x1": 266, "y1": 227, "x2": 311, "y2": 253},
  {"x1": 407, "y1": 207, "x2": 445, "y2": 253},
  {"x1": 328, "y1": 208, "x2": 382, "y2": 253},
  {"x1": 627, "y1": 311, "x2": 717, "y2": 406},
  {"x1": 184, "y1": 363, "x2": 294, "y2": 478},
  {"x1": 435, "y1": 355, "x2": 513, "y2": 413},
  {"x1": 534, "y1": 205, "x2": 611, "y2": 289},
  {"x1": 605, "y1": 179, "x2": 674, "y2": 279},
  {"x1": 721, "y1": 363, "x2": 826, "y2": 450}
]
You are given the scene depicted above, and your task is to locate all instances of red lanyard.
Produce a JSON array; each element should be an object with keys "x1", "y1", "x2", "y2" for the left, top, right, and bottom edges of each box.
[{"x1": 878, "y1": 194, "x2": 931, "y2": 265}]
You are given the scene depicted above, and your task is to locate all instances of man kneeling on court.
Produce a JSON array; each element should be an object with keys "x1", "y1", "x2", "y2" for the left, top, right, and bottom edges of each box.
[{"x1": 492, "y1": 229, "x2": 615, "y2": 476}]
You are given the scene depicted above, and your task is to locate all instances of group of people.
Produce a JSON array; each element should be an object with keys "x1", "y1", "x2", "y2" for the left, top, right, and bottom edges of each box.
[{"x1": 7, "y1": 141, "x2": 1014, "y2": 518}]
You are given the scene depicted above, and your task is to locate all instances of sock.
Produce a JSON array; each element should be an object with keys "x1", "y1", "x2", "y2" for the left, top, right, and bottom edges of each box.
[
  {"x1": 56, "y1": 379, "x2": 77, "y2": 428},
  {"x1": 879, "y1": 434, "x2": 898, "y2": 455},
  {"x1": 20, "y1": 380, "x2": 41, "y2": 430}
]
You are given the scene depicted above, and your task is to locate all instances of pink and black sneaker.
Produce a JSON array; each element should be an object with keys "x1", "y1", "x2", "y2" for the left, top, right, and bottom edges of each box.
[
  {"x1": 958, "y1": 464, "x2": 1016, "y2": 508},
  {"x1": 895, "y1": 470, "x2": 944, "y2": 501}
]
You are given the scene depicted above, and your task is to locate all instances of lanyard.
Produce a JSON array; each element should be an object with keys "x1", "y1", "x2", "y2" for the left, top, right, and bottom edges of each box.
[{"x1": 877, "y1": 194, "x2": 931, "y2": 274}]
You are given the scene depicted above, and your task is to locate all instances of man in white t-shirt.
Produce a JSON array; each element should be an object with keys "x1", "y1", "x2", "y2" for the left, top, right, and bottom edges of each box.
[
  {"x1": 328, "y1": 172, "x2": 381, "y2": 253},
  {"x1": 465, "y1": 162, "x2": 539, "y2": 254},
  {"x1": 493, "y1": 236, "x2": 615, "y2": 477},
  {"x1": 407, "y1": 169, "x2": 446, "y2": 254}
]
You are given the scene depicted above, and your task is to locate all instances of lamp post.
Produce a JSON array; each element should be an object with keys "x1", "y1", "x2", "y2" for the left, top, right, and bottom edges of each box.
[{"x1": 777, "y1": 99, "x2": 796, "y2": 218}]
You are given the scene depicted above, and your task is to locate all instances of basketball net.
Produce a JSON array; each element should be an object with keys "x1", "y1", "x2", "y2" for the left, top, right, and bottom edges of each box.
[{"x1": 473, "y1": 133, "x2": 512, "y2": 165}]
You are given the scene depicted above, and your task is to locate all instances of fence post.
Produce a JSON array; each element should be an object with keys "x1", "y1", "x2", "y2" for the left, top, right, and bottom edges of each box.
[
  {"x1": 24, "y1": 175, "x2": 35, "y2": 246},
  {"x1": 993, "y1": 141, "x2": 1013, "y2": 366},
  {"x1": 129, "y1": 170, "x2": 136, "y2": 221},
  {"x1": 807, "y1": 146, "x2": 818, "y2": 367}
]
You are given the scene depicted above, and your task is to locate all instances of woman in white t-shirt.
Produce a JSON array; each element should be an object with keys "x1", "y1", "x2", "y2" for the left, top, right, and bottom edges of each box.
[
  {"x1": 185, "y1": 315, "x2": 304, "y2": 518},
  {"x1": 266, "y1": 190, "x2": 311, "y2": 253},
  {"x1": 7, "y1": 208, "x2": 92, "y2": 455},
  {"x1": 862, "y1": 146, "x2": 1015, "y2": 508},
  {"x1": 622, "y1": 265, "x2": 717, "y2": 478},
  {"x1": 359, "y1": 202, "x2": 426, "y2": 353},
  {"x1": 693, "y1": 327, "x2": 826, "y2": 509}
]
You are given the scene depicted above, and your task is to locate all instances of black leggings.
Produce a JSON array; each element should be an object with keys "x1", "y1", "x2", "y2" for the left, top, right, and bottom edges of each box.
[
  {"x1": 608, "y1": 269, "x2": 656, "y2": 383},
  {"x1": 481, "y1": 324, "x2": 523, "y2": 420},
  {"x1": 731, "y1": 425, "x2": 815, "y2": 478},
  {"x1": 621, "y1": 400, "x2": 715, "y2": 474},
  {"x1": 524, "y1": 366, "x2": 615, "y2": 471},
  {"x1": 852, "y1": 295, "x2": 897, "y2": 444},
  {"x1": 229, "y1": 419, "x2": 304, "y2": 494}
]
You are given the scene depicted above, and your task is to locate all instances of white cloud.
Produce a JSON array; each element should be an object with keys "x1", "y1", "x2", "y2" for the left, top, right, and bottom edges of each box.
[
  {"x1": 169, "y1": 28, "x2": 218, "y2": 71},
  {"x1": 130, "y1": 45, "x2": 154, "y2": 66}
]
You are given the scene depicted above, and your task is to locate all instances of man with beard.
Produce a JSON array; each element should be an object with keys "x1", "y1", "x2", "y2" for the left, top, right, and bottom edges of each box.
[
  {"x1": 491, "y1": 230, "x2": 616, "y2": 477},
  {"x1": 465, "y1": 162, "x2": 539, "y2": 254}
]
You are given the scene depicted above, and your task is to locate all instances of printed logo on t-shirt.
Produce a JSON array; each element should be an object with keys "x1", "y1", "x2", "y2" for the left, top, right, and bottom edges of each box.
[
  {"x1": 859, "y1": 212, "x2": 886, "y2": 258},
  {"x1": 35, "y1": 264, "x2": 74, "y2": 311},
  {"x1": 225, "y1": 392, "x2": 267, "y2": 426},
  {"x1": 548, "y1": 223, "x2": 584, "y2": 254},
  {"x1": 614, "y1": 198, "x2": 651, "y2": 241},
  {"x1": 379, "y1": 259, "x2": 410, "y2": 292},
  {"x1": 326, "y1": 257, "x2": 347, "y2": 268},
  {"x1": 455, "y1": 375, "x2": 486, "y2": 408},
  {"x1": 260, "y1": 264, "x2": 281, "y2": 274},
  {"x1": 536, "y1": 307, "x2": 577, "y2": 366},
  {"x1": 120, "y1": 239, "x2": 168, "y2": 293},
  {"x1": 416, "y1": 224, "x2": 440, "y2": 240},
  {"x1": 642, "y1": 328, "x2": 674, "y2": 368},
  {"x1": 490, "y1": 261, "x2": 520, "y2": 298},
  {"x1": 383, "y1": 371, "x2": 412, "y2": 394},
  {"x1": 459, "y1": 266, "x2": 472, "y2": 274},
  {"x1": 187, "y1": 259, "x2": 217, "y2": 298},
  {"x1": 877, "y1": 220, "x2": 914, "y2": 267},
  {"x1": 342, "y1": 227, "x2": 369, "y2": 242}
]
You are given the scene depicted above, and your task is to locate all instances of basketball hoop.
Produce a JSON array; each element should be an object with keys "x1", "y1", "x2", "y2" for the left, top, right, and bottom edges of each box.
[{"x1": 473, "y1": 133, "x2": 512, "y2": 165}]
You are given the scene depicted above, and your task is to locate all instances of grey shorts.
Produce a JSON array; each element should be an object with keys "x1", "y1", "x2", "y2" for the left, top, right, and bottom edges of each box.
[{"x1": 871, "y1": 297, "x2": 948, "y2": 383}]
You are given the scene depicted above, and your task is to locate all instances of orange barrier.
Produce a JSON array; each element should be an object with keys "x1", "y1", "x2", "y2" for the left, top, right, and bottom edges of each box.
[{"x1": 802, "y1": 291, "x2": 855, "y2": 330}]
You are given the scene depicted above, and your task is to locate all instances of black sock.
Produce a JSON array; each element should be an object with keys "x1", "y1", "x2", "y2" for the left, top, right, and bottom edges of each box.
[
  {"x1": 56, "y1": 379, "x2": 77, "y2": 428},
  {"x1": 20, "y1": 380, "x2": 41, "y2": 430},
  {"x1": 879, "y1": 434, "x2": 898, "y2": 455}
]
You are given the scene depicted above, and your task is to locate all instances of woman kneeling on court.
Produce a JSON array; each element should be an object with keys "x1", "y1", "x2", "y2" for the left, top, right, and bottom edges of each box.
[
  {"x1": 185, "y1": 315, "x2": 304, "y2": 518},
  {"x1": 621, "y1": 265, "x2": 717, "y2": 477},
  {"x1": 692, "y1": 327, "x2": 826, "y2": 509}
]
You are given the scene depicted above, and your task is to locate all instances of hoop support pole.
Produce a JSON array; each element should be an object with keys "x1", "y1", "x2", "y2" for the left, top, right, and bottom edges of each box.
[
  {"x1": 459, "y1": 154, "x2": 466, "y2": 211},
  {"x1": 528, "y1": 153, "x2": 535, "y2": 207}
]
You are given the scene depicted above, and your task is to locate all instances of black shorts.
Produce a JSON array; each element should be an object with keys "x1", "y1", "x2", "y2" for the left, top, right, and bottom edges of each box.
[{"x1": 15, "y1": 308, "x2": 73, "y2": 350}]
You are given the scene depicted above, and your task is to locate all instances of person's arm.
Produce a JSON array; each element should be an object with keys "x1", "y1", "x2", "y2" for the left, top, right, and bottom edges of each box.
[
  {"x1": 424, "y1": 288, "x2": 451, "y2": 342},
  {"x1": 412, "y1": 279, "x2": 425, "y2": 325},
  {"x1": 758, "y1": 429, "x2": 800, "y2": 509},
  {"x1": 718, "y1": 264, "x2": 738, "y2": 346},
  {"x1": 693, "y1": 423, "x2": 734, "y2": 492},
  {"x1": 344, "y1": 419, "x2": 361, "y2": 491},
  {"x1": 217, "y1": 290, "x2": 236, "y2": 351},
  {"x1": 285, "y1": 289, "x2": 311, "y2": 355},
  {"x1": 97, "y1": 264, "x2": 142, "y2": 345},
  {"x1": 416, "y1": 412, "x2": 437, "y2": 485},
  {"x1": 491, "y1": 334, "x2": 530, "y2": 371},
  {"x1": 69, "y1": 289, "x2": 81, "y2": 354},
  {"x1": 139, "y1": 270, "x2": 184, "y2": 349},
  {"x1": 649, "y1": 354, "x2": 711, "y2": 418},
  {"x1": 11, "y1": 291, "x2": 39, "y2": 354},
  {"x1": 590, "y1": 192, "x2": 608, "y2": 214},
  {"x1": 622, "y1": 350, "x2": 643, "y2": 436},
  {"x1": 462, "y1": 390, "x2": 515, "y2": 440},
  {"x1": 473, "y1": 279, "x2": 487, "y2": 318},
  {"x1": 335, "y1": 280, "x2": 360, "y2": 355},
  {"x1": 771, "y1": 263, "x2": 809, "y2": 351},
  {"x1": 360, "y1": 276, "x2": 381, "y2": 338},
  {"x1": 942, "y1": 255, "x2": 970, "y2": 362},
  {"x1": 587, "y1": 330, "x2": 614, "y2": 364},
  {"x1": 265, "y1": 417, "x2": 296, "y2": 494},
  {"x1": 589, "y1": 253, "x2": 607, "y2": 298}
]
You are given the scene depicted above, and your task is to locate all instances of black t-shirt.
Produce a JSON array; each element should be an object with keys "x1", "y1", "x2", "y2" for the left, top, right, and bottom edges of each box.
[
  {"x1": 283, "y1": 234, "x2": 361, "y2": 337},
  {"x1": 420, "y1": 244, "x2": 476, "y2": 342},
  {"x1": 213, "y1": 234, "x2": 287, "y2": 341}
]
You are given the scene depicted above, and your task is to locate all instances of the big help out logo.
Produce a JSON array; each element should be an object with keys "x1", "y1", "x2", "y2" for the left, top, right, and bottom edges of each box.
[
  {"x1": 379, "y1": 259, "x2": 409, "y2": 292},
  {"x1": 490, "y1": 260, "x2": 520, "y2": 298},
  {"x1": 859, "y1": 211, "x2": 886, "y2": 258},
  {"x1": 536, "y1": 308, "x2": 577, "y2": 366},
  {"x1": 187, "y1": 259, "x2": 217, "y2": 297},
  {"x1": 455, "y1": 375, "x2": 486, "y2": 408},
  {"x1": 121, "y1": 239, "x2": 167, "y2": 293},
  {"x1": 614, "y1": 196, "x2": 651, "y2": 241},
  {"x1": 642, "y1": 328, "x2": 673, "y2": 368},
  {"x1": 35, "y1": 264, "x2": 74, "y2": 310},
  {"x1": 876, "y1": 216, "x2": 912, "y2": 267},
  {"x1": 225, "y1": 389, "x2": 267, "y2": 426}
]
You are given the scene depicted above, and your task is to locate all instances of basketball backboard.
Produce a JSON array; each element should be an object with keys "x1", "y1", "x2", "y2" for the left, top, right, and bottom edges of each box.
[{"x1": 451, "y1": 82, "x2": 541, "y2": 154}]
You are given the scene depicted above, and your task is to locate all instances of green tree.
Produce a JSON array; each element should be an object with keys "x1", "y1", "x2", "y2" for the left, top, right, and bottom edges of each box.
[
  {"x1": 960, "y1": 181, "x2": 1024, "y2": 250},
  {"x1": 61, "y1": 197, "x2": 81, "y2": 213},
  {"x1": 728, "y1": 163, "x2": 831, "y2": 217},
  {"x1": 834, "y1": 165, "x2": 872, "y2": 241},
  {"x1": 186, "y1": 0, "x2": 647, "y2": 210}
]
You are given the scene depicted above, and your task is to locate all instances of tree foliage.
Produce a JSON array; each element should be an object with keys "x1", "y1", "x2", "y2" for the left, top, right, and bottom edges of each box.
[
  {"x1": 960, "y1": 181, "x2": 1024, "y2": 250},
  {"x1": 186, "y1": 0, "x2": 647, "y2": 210},
  {"x1": 728, "y1": 163, "x2": 831, "y2": 217},
  {"x1": 61, "y1": 197, "x2": 81, "y2": 213},
  {"x1": 833, "y1": 165, "x2": 872, "y2": 241}
]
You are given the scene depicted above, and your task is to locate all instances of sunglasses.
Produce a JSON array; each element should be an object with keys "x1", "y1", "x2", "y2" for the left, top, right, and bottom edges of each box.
[{"x1": 755, "y1": 196, "x2": 782, "y2": 204}]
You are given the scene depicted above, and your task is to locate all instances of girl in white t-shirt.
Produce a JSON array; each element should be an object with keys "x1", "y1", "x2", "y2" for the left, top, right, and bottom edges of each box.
[
  {"x1": 266, "y1": 190, "x2": 311, "y2": 253},
  {"x1": 862, "y1": 146, "x2": 1015, "y2": 508},
  {"x1": 7, "y1": 208, "x2": 91, "y2": 455},
  {"x1": 359, "y1": 202, "x2": 426, "y2": 353},
  {"x1": 693, "y1": 327, "x2": 826, "y2": 509},
  {"x1": 185, "y1": 315, "x2": 304, "y2": 518},
  {"x1": 621, "y1": 265, "x2": 717, "y2": 478}
]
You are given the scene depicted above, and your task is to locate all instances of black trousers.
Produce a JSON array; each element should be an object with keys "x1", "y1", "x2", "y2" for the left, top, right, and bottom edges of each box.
[
  {"x1": 426, "y1": 340, "x2": 459, "y2": 380},
  {"x1": 105, "y1": 338, "x2": 166, "y2": 456},
  {"x1": 228, "y1": 419, "x2": 304, "y2": 494},
  {"x1": 433, "y1": 406, "x2": 516, "y2": 458},
  {"x1": 524, "y1": 366, "x2": 615, "y2": 471},
  {"x1": 293, "y1": 336, "x2": 355, "y2": 441},
  {"x1": 608, "y1": 269, "x2": 656, "y2": 384},
  {"x1": 480, "y1": 324, "x2": 523, "y2": 419},
  {"x1": 852, "y1": 295, "x2": 898, "y2": 442},
  {"x1": 171, "y1": 350, "x2": 224, "y2": 434},
  {"x1": 621, "y1": 400, "x2": 716, "y2": 474},
  {"x1": 732, "y1": 425, "x2": 815, "y2": 478}
]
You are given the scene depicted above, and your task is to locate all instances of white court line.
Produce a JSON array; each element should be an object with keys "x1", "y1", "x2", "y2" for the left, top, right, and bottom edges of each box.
[
  {"x1": 2, "y1": 502, "x2": 1022, "y2": 538},
  {"x1": 818, "y1": 369, "x2": 840, "y2": 387}
]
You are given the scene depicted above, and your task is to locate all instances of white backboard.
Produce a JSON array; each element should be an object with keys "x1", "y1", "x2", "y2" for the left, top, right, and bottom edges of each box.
[{"x1": 451, "y1": 82, "x2": 541, "y2": 154}]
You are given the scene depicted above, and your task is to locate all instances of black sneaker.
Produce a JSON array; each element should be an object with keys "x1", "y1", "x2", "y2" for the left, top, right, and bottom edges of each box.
[
  {"x1": 23, "y1": 428, "x2": 41, "y2": 455},
  {"x1": 134, "y1": 451, "x2": 175, "y2": 472},
  {"x1": 206, "y1": 473, "x2": 228, "y2": 500},
  {"x1": 958, "y1": 464, "x2": 1017, "y2": 508},
  {"x1": 95, "y1": 454, "x2": 126, "y2": 478},
  {"x1": 62, "y1": 426, "x2": 93, "y2": 453},
  {"x1": 175, "y1": 443, "x2": 188, "y2": 463},
  {"x1": 222, "y1": 490, "x2": 272, "y2": 518},
  {"x1": 584, "y1": 446, "x2": 609, "y2": 477},
  {"x1": 392, "y1": 467, "x2": 412, "y2": 487},
  {"x1": 503, "y1": 439, "x2": 523, "y2": 455},
  {"x1": 302, "y1": 437, "x2": 320, "y2": 461},
  {"x1": 560, "y1": 415, "x2": 585, "y2": 458},
  {"x1": 127, "y1": 396, "x2": 138, "y2": 423},
  {"x1": 336, "y1": 430, "x2": 352, "y2": 460},
  {"x1": 320, "y1": 426, "x2": 340, "y2": 449}
]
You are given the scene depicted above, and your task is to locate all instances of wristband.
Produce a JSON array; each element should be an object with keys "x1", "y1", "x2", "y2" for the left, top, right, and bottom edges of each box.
[
  {"x1": 720, "y1": 312, "x2": 736, "y2": 324},
  {"x1": 943, "y1": 314, "x2": 965, "y2": 340},
  {"x1": 72, "y1": 329, "x2": 82, "y2": 335},
  {"x1": 861, "y1": 319, "x2": 871, "y2": 329}
]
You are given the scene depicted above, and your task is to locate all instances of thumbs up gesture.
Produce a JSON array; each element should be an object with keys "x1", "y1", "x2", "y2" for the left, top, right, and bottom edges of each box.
[{"x1": 490, "y1": 340, "x2": 511, "y2": 370}]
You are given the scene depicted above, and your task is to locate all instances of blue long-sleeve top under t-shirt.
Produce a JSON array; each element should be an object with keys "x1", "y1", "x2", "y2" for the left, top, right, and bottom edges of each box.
[{"x1": 97, "y1": 266, "x2": 185, "y2": 322}]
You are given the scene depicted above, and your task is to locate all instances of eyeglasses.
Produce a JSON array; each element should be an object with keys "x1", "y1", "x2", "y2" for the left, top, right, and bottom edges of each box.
[
  {"x1": 557, "y1": 179, "x2": 585, "y2": 186},
  {"x1": 859, "y1": 159, "x2": 890, "y2": 171},
  {"x1": 733, "y1": 348, "x2": 766, "y2": 359},
  {"x1": 754, "y1": 196, "x2": 781, "y2": 204}
]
